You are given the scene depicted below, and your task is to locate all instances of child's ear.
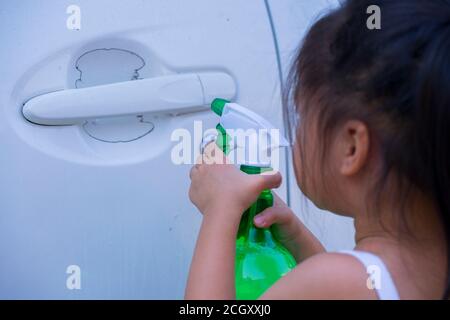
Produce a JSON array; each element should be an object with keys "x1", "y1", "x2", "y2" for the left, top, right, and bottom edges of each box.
[{"x1": 338, "y1": 120, "x2": 369, "y2": 176}]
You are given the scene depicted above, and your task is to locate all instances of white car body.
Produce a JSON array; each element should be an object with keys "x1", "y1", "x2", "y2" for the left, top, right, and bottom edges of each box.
[{"x1": 0, "y1": 0, "x2": 353, "y2": 299}]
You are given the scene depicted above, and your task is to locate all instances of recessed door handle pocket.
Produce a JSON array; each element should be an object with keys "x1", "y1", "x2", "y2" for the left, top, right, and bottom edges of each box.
[{"x1": 22, "y1": 72, "x2": 236, "y2": 125}]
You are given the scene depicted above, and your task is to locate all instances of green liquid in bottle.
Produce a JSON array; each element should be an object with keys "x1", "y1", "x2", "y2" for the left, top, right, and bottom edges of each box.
[{"x1": 235, "y1": 165, "x2": 297, "y2": 300}]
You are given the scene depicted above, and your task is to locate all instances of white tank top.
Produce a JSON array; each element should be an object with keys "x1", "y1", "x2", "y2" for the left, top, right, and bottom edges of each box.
[{"x1": 339, "y1": 250, "x2": 400, "y2": 300}]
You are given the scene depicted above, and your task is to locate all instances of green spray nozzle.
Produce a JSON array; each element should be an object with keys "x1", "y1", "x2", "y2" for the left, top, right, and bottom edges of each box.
[
  {"x1": 215, "y1": 123, "x2": 230, "y2": 155},
  {"x1": 210, "y1": 97, "x2": 289, "y2": 166},
  {"x1": 211, "y1": 98, "x2": 229, "y2": 116},
  {"x1": 212, "y1": 98, "x2": 231, "y2": 155}
]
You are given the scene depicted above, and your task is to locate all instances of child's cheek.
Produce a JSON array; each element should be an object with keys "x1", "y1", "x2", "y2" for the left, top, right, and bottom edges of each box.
[{"x1": 292, "y1": 128, "x2": 321, "y2": 203}]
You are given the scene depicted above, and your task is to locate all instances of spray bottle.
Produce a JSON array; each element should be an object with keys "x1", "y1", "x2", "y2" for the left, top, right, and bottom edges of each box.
[{"x1": 210, "y1": 98, "x2": 297, "y2": 300}]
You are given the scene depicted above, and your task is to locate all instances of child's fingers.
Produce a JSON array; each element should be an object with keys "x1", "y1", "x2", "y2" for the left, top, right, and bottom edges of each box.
[
  {"x1": 195, "y1": 155, "x2": 203, "y2": 165},
  {"x1": 253, "y1": 206, "x2": 292, "y2": 228},
  {"x1": 195, "y1": 142, "x2": 223, "y2": 164},
  {"x1": 202, "y1": 142, "x2": 229, "y2": 164},
  {"x1": 252, "y1": 171, "x2": 282, "y2": 192}
]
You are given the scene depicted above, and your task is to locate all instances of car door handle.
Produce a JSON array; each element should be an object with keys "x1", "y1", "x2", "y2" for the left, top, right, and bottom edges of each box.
[{"x1": 22, "y1": 72, "x2": 236, "y2": 125}]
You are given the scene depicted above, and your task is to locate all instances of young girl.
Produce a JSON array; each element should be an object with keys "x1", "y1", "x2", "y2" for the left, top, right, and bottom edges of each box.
[{"x1": 186, "y1": 0, "x2": 450, "y2": 300}]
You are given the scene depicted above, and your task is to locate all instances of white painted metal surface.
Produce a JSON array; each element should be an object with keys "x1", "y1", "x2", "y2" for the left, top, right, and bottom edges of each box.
[
  {"x1": 0, "y1": 0, "x2": 286, "y2": 299},
  {"x1": 0, "y1": 0, "x2": 353, "y2": 299}
]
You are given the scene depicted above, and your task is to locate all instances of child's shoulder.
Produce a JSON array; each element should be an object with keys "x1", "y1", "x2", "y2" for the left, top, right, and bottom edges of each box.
[{"x1": 261, "y1": 252, "x2": 378, "y2": 299}]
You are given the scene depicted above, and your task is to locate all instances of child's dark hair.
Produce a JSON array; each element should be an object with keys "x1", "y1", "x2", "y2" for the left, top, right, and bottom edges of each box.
[{"x1": 286, "y1": 0, "x2": 450, "y2": 298}]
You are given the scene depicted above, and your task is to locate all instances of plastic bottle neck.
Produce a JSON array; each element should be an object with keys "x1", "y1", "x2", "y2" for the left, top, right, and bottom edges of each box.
[{"x1": 237, "y1": 165, "x2": 275, "y2": 245}]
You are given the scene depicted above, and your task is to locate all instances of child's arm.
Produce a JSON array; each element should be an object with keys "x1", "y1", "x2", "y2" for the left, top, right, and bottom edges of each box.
[
  {"x1": 259, "y1": 252, "x2": 378, "y2": 299},
  {"x1": 184, "y1": 207, "x2": 241, "y2": 299},
  {"x1": 253, "y1": 193, "x2": 325, "y2": 263},
  {"x1": 186, "y1": 153, "x2": 282, "y2": 299}
]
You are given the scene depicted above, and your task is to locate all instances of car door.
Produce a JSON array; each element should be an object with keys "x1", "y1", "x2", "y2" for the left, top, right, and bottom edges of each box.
[{"x1": 0, "y1": 0, "x2": 288, "y2": 298}]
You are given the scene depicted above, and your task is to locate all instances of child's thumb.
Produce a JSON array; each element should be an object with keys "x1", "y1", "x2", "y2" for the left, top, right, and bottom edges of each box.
[
  {"x1": 254, "y1": 206, "x2": 290, "y2": 228},
  {"x1": 254, "y1": 171, "x2": 282, "y2": 191}
]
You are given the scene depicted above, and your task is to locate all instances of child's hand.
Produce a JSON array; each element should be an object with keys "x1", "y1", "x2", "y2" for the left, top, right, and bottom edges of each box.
[
  {"x1": 253, "y1": 193, "x2": 303, "y2": 258},
  {"x1": 188, "y1": 143, "x2": 282, "y2": 222}
]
